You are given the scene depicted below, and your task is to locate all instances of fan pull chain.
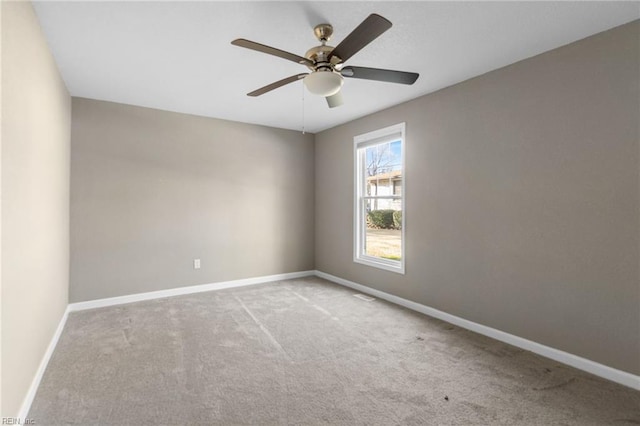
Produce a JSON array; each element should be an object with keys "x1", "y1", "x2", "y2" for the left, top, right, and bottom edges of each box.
[{"x1": 301, "y1": 82, "x2": 306, "y2": 134}]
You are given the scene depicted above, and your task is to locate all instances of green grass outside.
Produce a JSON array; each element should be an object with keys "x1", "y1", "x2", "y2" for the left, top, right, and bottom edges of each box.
[{"x1": 365, "y1": 228, "x2": 401, "y2": 261}]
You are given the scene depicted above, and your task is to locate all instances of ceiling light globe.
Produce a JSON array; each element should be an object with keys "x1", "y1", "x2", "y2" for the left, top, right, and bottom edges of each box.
[{"x1": 304, "y1": 71, "x2": 344, "y2": 96}]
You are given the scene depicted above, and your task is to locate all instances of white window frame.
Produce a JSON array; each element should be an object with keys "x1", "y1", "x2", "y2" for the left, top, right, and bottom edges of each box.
[{"x1": 353, "y1": 122, "x2": 406, "y2": 274}]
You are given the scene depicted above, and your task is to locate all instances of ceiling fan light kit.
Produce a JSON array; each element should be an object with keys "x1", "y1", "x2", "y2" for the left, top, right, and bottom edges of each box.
[
  {"x1": 304, "y1": 70, "x2": 344, "y2": 96},
  {"x1": 231, "y1": 14, "x2": 419, "y2": 108}
]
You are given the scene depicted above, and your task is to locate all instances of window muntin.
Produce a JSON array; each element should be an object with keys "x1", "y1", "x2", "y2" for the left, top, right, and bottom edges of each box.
[{"x1": 354, "y1": 123, "x2": 405, "y2": 274}]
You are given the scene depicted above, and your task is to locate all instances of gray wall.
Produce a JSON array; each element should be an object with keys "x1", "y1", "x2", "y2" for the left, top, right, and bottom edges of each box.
[
  {"x1": 70, "y1": 98, "x2": 314, "y2": 302},
  {"x1": 1, "y1": 1, "x2": 71, "y2": 416},
  {"x1": 315, "y1": 21, "x2": 639, "y2": 375}
]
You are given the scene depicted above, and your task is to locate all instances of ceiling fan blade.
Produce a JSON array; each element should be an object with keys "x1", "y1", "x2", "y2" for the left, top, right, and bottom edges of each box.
[
  {"x1": 247, "y1": 73, "x2": 308, "y2": 97},
  {"x1": 328, "y1": 14, "x2": 392, "y2": 63},
  {"x1": 326, "y1": 91, "x2": 344, "y2": 108},
  {"x1": 341, "y1": 66, "x2": 419, "y2": 85},
  {"x1": 232, "y1": 39, "x2": 314, "y2": 67}
]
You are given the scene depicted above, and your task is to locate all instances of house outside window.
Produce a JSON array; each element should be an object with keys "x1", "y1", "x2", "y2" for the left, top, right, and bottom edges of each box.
[{"x1": 354, "y1": 123, "x2": 405, "y2": 274}]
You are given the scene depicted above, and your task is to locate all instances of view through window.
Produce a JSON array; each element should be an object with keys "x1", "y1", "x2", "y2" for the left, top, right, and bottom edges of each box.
[{"x1": 354, "y1": 123, "x2": 405, "y2": 273}]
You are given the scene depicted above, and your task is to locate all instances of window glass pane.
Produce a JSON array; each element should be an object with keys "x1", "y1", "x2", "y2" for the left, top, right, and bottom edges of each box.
[
  {"x1": 362, "y1": 139, "x2": 402, "y2": 262},
  {"x1": 364, "y1": 199, "x2": 402, "y2": 261},
  {"x1": 365, "y1": 141, "x2": 401, "y2": 188}
]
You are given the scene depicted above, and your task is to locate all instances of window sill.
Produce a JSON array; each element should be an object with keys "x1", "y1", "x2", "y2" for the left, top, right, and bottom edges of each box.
[{"x1": 354, "y1": 255, "x2": 405, "y2": 274}]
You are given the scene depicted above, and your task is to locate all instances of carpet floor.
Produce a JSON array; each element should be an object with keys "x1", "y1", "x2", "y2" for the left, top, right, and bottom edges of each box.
[{"x1": 29, "y1": 277, "x2": 640, "y2": 425}]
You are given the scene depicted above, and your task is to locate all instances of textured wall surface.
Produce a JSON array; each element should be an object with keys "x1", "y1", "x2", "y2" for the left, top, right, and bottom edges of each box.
[
  {"x1": 1, "y1": 1, "x2": 71, "y2": 416},
  {"x1": 70, "y1": 98, "x2": 314, "y2": 302},
  {"x1": 315, "y1": 21, "x2": 639, "y2": 375}
]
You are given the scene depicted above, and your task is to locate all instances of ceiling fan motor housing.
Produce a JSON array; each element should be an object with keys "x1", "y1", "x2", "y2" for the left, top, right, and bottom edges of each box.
[{"x1": 305, "y1": 45, "x2": 335, "y2": 71}]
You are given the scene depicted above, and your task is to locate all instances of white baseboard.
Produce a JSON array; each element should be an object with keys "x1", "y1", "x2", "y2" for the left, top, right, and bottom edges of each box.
[
  {"x1": 68, "y1": 270, "x2": 315, "y2": 312},
  {"x1": 17, "y1": 306, "x2": 70, "y2": 421},
  {"x1": 314, "y1": 270, "x2": 640, "y2": 391}
]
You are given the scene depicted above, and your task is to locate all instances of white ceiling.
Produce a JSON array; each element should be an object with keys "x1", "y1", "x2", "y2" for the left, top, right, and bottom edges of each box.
[{"x1": 32, "y1": 1, "x2": 639, "y2": 133}]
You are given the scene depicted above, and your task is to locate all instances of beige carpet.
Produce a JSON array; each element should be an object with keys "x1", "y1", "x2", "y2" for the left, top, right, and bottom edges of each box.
[{"x1": 29, "y1": 277, "x2": 640, "y2": 425}]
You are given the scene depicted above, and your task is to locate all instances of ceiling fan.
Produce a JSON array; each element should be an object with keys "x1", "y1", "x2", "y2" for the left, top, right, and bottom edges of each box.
[{"x1": 231, "y1": 14, "x2": 419, "y2": 108}]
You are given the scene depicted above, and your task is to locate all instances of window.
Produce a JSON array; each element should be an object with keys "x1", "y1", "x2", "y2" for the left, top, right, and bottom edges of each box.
[
  {"x1": 393, "y1": 180, "x2": 402, "y2": 196},
  {"x1": 354, "y1": 123, "x2": 405, "y2": 274}
]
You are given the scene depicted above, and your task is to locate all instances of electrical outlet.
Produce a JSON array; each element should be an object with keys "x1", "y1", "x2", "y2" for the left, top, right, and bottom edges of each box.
[{"x1": 194, "y1": 259, "x2": 201, "y2": 269}]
